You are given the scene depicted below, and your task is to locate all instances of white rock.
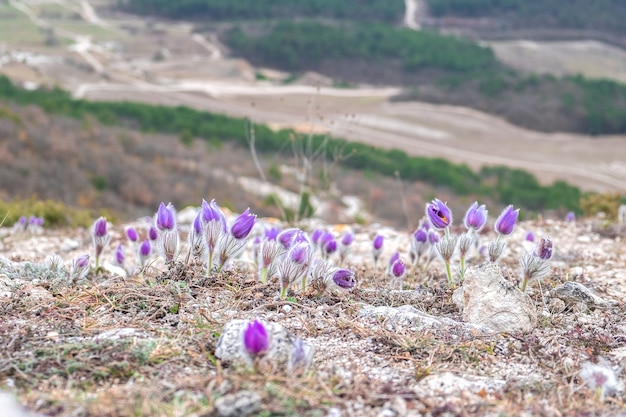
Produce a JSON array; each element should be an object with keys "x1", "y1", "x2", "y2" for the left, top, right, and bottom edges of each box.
[
  {"x1": 60, "y1": 239, "x2": 81, "y2": 252},
  {"x1": 214, "y1": 390, "x2": 260, "y2": 417},
  {"x1": 413, "y1": 372, "x2": 506, "y2": 398},
  {"x1": 93, "y1": 328, "x2": 150, "y2": 340},
  {"x1": 0, "y1": 392, "x2": 41, "y2": 417},
  {"x1": 215, "y1": 319, "x2": 312, "y2": 370},
  {"x1": 460, "y1": 263, "x2": 537, "y2": 334},
  {"x1": 551, "y1": 281, "x2": 617, "y2": 309},
  {"x1": 360, "y1": 304, "x2": 489, "y2": 334}
]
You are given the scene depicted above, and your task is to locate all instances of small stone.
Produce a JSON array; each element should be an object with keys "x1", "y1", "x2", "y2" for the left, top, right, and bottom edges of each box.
[
  {"x1": 552, "y1": 282, "x2": 616, "y2": 309},
  {"x1": 214, "y1": 390, "x2": 260, "y2": 417},
  {"x1": 282, "y1": 304, "x2": 293, "y2": 313}
]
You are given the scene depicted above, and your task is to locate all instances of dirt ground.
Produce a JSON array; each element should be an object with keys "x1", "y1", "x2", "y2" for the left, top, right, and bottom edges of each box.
[{"x1": 1, "y1": 210, "x2": 625, "y2": 416}]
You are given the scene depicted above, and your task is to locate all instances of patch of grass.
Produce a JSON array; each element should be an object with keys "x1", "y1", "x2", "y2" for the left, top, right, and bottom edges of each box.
[{"x1": 0, "y1": 4, "x2": 45, "y2": 46}]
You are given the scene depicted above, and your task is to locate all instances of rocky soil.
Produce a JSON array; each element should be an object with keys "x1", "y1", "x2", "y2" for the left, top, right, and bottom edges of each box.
[{"x1": 0, "y1": 209, "x2": 625, "y2": 416}]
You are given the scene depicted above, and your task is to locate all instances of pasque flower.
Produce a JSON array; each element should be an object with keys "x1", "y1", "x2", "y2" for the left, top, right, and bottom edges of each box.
[
  {"x1": 138, "y1": 239, "x2": 151, "y2": 267},
  {"x1": 155, "y1": 202, "x2": 179, "y2": 263},
  {"x1": 579, "y1": 358, "x2": 621, "y2": 402},
  {"x1": 231, "y1": 208, "x2": 256, "y2": 239},
  {"x1": 258, "y1": 238, "x2": 284, "y2": 283},
  {"x1": 536, "y1": 236, "x2": 553, "y2": 260},
  {"x1": 188, "y1": 211, "x2": 205, "y2": 261},
  {"x1": 489, "y1": 205, "x2": 520, "y2": 263},
  {"x1": 520, "y1": 236, "x2": 553, "y2": 292},
  {"x1": 391, "y1": 259, "x2": 406, "y2": 280},
  {"x1": 372, "y1": 234, "x2": 384, "y2": 268},
  {"x1": 91, "y1": 216, "x2": 111, "y2": 269},
  {"x1": 214, "y1": 208, "x2": 257, "y2": 270},
  {"x1": 338, "y1": 231, "x2": 354, "y2": 265},
  {"x1": 495, "y1": 205, "x2": 519, "y2": 235},
  {"x1": 278, "y1": 241, "x2": 312, "y2": 297},
  {"x1": 332, "y1": 268, "x2": 356, "y2": 289},
  {"x1": 126, "y1": 227, "x2": 138, "y2": 243},
  {"x1": 201, "y1": 199, "x2": 227, "y2": 273},
  {"x1": 242, "y1": 319, "x2": 270, "y2": 358},
  {"x1": 70, "y1": 254, "x2": 90, "y2": 284},
  {"x1": 426, "y1": 198, "x2": 452, "y2": 230},
  {"x1": 463, "y1": 202, "x2": 488, "y2": 231},
  {"x1": 115, "y1": 243, "x2": 125, "y2": 268}
]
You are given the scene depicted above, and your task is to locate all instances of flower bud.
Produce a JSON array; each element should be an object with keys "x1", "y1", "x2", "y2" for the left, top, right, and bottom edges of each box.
[
  {"x1": 495, "y1": 205, "x2": 519, "y2": 235},
  {"x1": 242, "y1": 319, "x2": 270, "y2": 357},
  {"x1": 230, "y1": 208, "x2": 256, "y2": 239},
  {"x1": 463, "y1": 202, "x2": 487, "y2": 231}
]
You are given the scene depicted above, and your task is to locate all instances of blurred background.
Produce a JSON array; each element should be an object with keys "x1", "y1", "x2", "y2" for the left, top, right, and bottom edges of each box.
[{"x1": 1, "y1": 0, "x2": 625, "y2": 228}]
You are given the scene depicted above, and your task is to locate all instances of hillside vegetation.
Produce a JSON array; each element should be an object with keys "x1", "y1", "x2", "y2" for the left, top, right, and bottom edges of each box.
[
  {"x1": 224, "y1": 21, "x2": 626, "y2": 135},
  {"x1": 426, "y1": 0, "x2": 626, "y2": 35},
  {"x1": 117, "y1": 0, "x2": 404, "y2": 22},
  {"x1": 0, "y1": 76, "x2": 582, "y2": 217}
]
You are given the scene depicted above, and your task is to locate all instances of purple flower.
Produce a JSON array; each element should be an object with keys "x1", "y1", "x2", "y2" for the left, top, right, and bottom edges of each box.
[
  {"x1": 464, "y1": 202, "x2": 487, "y2": 231},
  {"x1": 289, "y1": 241, "x2": 311, "y2": 265},
  {"x1": 243, "y1": 319, "x2": 270, "y2": 357},
  {"x1": 373, "y1": 235, "x2": 384, "y2": 250},
  {"x1": 388, "y1": 251, "x2": 400, "y2": 268},
  {"x1": 341, "y1": 232, "x2": 354, "y2": 246},
  {"x1": 278, "y1": 227, "x2": 301, "y2": 249},
  {"x1": 566, "y1": 211, "x2": 576, "y2": 222},
  {"x1": 264, "y1": 226, "x2": 280, "y2": 241},
  {"x1": 148, "y1": 226, "x2": 158, "y2": 241},
  {"x1": 311, "y1": 229, "x2": 324, "y2": 246},
  {"x1": 201, "y1": 199, "x2": 227, "y2": 231},
  {"x1": 495, "y1": 205, "x2": 519, "y2": 235},
  {"x1": 525, "y1": 231, "x2": 535, "y2": 242},
  {"x1": 18, "y1": 216, "x2": 27, "y2": 226},
  {"x1": 428, "y1": 230, "x2": 439, "y2": 244},
  {"x1": 536, "y1": 236, "x2": 553, "y2": 260},
  {"x1": 414, "y1": 228, "x2": 427, "y2": 243},
  {"x1": 115, "y1": 244, "x2": 125, "y2": 266},
  {"x1": 391, "y1": 259, "x2": 406, "y2": 279},
  {"x1": 426, "y1": 198, "x2": 452, "y2": 230},
  {"x1": 76, "y1": 254, "x2": 89, "y2": 268},
  {"x1": 126, "y1": 227, "x2": 138, "y2": 242},
  {"x1": 332, "y1": 268, "x2": 356, "y2": 289},
  {"x1": 93, "y1": 216, "x2": 107, "y2": 237},
  {"x1": 139, "y1": 239, "x2": 151, "y2": 257},
  {"x1": 231, "y1": 208, "x2": 256, "y2": 239},
  {"x1": 324, "y1": 239, "x2": 337, "y2": 256},
  {"x1": 70, "y1": 254, "x2": 90, "y2": 283},
  {"x1": 156, "y1": 202, "x2": 176, "y2": 231},
  {"x1": 192, "y1": 212, "x2": 203, "y2": 234},
  {"x1": 91, "y1": 216, "x2": 111, "y2": 266}
]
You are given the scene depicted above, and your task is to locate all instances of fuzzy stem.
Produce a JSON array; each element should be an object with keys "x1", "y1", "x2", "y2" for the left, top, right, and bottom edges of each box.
[
  {"x1": 301, "y1": 275, "x2": 307, "y2": 293},
  {"x1": 260, "y1": 267, "x2": 268, "y2": 284},
  {"x1": 280, "y1": 286, "x2": 287, "y2": 299},
  {"x1": 459, "y1": 255, "x2": 466, "y2": 280},
  {"x1": 521, "y1": 274, "x2": 529, "y2": 292},
  {"x1": 445, "y1": 261, "x2": 454, "y2": 288}
]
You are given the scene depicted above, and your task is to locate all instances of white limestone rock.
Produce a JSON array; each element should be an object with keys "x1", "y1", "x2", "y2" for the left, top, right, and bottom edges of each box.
[
  {"x1": 215, "y1": 319, "x2": 312, "y2": 371},
  {"x1": 460, "y1": 263, "x2": 537, "y2": 334}
]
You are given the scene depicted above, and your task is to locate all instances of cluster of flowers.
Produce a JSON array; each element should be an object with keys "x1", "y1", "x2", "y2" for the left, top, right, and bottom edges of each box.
[
  {"x1": 255, "y1": 225, "x2": 356, "y2": 298},
  {"x1": 369, "y1": 199, "x2": 553, "y2": 292},
  {"x1": 12, "y1": 215, "x2": 45, "y2": 234},
  {"x1": 68, "y1": 199, "x2": 356, "y2": 298}
]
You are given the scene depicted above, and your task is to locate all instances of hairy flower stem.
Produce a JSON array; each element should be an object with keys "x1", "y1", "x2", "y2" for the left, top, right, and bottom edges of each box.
[
  {"x1": 521, "y1": 274, "x2": 530, "y2": 292},
  {"x1": 280, "y1": 286, "x2": 288, "y2": 299},
  {"x1": 445, "y1": 261, "x2": 454, "y2": 288},
  {"x1": 260, "y1": 267, "x2": 268, "y2": 284},
  {"x1": 301, "y1": 275, "x2": 307, "y2": 293},
  {"x1": 459, "y1": 256, "x2": 466, "y2": 279}
]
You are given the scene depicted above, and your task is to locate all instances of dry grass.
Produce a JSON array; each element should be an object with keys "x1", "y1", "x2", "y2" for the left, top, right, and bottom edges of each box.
[{"x1": 1, "y1": 230, "x2": 625, "y2": 417}]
